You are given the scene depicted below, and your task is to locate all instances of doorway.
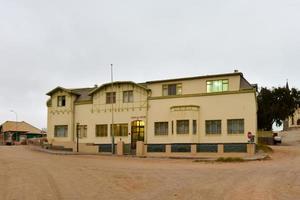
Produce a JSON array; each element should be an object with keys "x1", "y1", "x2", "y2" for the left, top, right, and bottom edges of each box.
[{"x1": 131, "y1": 120, "x2": 145, "y2": 153}]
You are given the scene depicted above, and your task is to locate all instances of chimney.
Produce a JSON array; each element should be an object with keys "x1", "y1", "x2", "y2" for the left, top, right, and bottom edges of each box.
[{"x1": 234, "y1": 69, "x2": 239, "y2": 73}]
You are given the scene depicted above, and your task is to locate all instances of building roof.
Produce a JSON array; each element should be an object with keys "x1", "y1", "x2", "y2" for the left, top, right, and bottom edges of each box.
[
  {"x1": 145, "y1": 72, "x2": 243, "y2": 84},
  {"x1": 88, "y1": 81, "x2": 150, "y2": 95},
  {"x1": 46, "y1": 71, "x2": 252, "y2": 105},
  {"x1": 0, "y1": 121, "x2": 43, "y2": 134}
]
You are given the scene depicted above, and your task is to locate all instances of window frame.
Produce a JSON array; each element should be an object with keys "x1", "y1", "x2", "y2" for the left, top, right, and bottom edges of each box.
[
  {"x1": 77, "y1": 125, "x2": 88, "y2": 138},
  {"x1": 162, "y1": 83, "x2": 182, "y2": 96},
  {"x1": 193, "y1": 120, "x2": 197, "y2": 135},
  {"x1": 227, "y1": 119, "x2": 245, "y2": 134},
  {"x1": 154, "y1": 122, "x2": 169, "y2": 136},
  {"x1": 110, "y1": 123, "x2": 128, "y2": 137},
  {"x1": 123, "y1": 90, "x2": 134, "y2": 103},
  {"x1": 206, "y1": 79, "x2": 229, "y2": 93},
  {"x1": 57, "y1": 96, "x2": 66, "y2": 107},
  {"x1": 96, "y1": 124, "x2": 108, "y2": 137},
  {"x1": 106, "y1": 92, "x2": 116, "y2": 104},
  {"x1": 54, "y1": 125, "x2": 68, "y2": 137},
  {"x1": 176, "y1": 120, "x2": 189, "y2": 134},
  {"x1": 205, "y1": 120, "x2": 222, "y2": 135}
]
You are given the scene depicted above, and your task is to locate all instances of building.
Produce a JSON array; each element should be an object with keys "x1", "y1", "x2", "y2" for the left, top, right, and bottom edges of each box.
[
  {"x1": 46, "y1": 71, "x2": 257, "y2": 156},
  {"x1": 0, "y1": 121, "x2": 45, "y2": 145},
  {"x1": 287, "y1": 107, "x2": 300, "y2": 130}
]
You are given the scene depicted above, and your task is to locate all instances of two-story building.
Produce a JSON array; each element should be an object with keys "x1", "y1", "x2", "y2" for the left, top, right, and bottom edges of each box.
[{"x1": 46, "y1": 71, "x2": 257, "y2": 156}]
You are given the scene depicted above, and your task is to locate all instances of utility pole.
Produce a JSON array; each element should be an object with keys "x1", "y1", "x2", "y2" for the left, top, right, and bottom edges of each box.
[
  {"x1": 111, "y1": 64, "x2": 115, "y2": 154},
  {"x1": 76, "y1": 123, "x2": 80, "y2": 152},
  {"x1": 10, "y1": 110, "x2": 18, "y2": 143}
]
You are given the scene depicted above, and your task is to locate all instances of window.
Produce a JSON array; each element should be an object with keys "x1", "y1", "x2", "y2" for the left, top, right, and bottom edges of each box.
[
  {"x1": 206, "y1": 80, "x2": 229, "y2": 93},
  {"x1": 227, "y1": 119, "x2": 244, "y2": 134},
  {"x1": 111, "y1": 123, "x2": 128, "y2": 136},
  {"x1": 77, "y1": 125, "x2": 87, "y2": 138},
  {"x1": 154, "y1": 122, "x2": 168, "y2": 135},
  {"x1": 297, "y1": 119, "x2": 300, "y2": 126},
  {"x1": 123, "y1": 91, "x2": 133, "y2": 103},
  {"x1": 162, "y1": 83, "x2": 182, "y2": 96},
  {"x1": 206, "y1": 120, "x2": 221, "y2": 134},
  {"x1": 193, "y1": 120, "x2": 197, "y2": 134},
  {"x1": 106, "y1": 92, "x2": 116, "y2": 104},
  {"x1": 57, "y1": 96, "x2": 66, "y2": 107},
  {"x1": 54, "y1": 125, "x2": 68, "y2": 137},
  {"x1": 176, "y1": 120, "x2": 189, "y2": 134},
  {"x1": 96, "y1": 124, "x2": 108, "y2": 137}
]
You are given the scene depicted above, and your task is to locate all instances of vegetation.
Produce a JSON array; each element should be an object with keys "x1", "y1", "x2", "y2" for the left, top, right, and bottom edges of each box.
[
  {"x1": 256, "y1": 144, "x2": 273, "y2": 153},
  {"x1": 216, "y1": 157, "x2": 245, "y2": 162},
  {"x1": 257, "y1": 86, "x2": 300, "y2": 131}
]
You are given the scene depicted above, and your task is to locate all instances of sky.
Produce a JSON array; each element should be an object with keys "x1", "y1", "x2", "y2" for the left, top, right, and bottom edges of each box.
[{"x1": 0, "y1": 0, "x2": 299, "y2": 129}]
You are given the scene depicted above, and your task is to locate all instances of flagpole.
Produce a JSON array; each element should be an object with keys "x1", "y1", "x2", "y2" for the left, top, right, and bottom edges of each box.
[{"x1": 111, "y1": 64, "x2": 115, "y2": 154}]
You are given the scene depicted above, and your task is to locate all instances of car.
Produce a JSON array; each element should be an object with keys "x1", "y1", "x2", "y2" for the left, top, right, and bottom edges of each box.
[{"x1": 273, "y1": 132, "x2": 282, "y2": 144}]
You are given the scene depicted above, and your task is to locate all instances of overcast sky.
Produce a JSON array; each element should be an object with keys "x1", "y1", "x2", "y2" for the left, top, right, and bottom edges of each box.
[{"x1": 0, "y1": 0, "x2": 299, "y2": 129}]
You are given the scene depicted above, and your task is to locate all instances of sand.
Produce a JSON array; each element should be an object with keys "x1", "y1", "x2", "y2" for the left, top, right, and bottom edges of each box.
[{"x1": 1, "y1": 130, "x2": 300, "y2": 200}]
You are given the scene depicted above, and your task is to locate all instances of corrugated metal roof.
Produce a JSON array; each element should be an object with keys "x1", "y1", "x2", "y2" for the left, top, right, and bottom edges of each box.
[{"x1": 0, "y1": 121, "x2": 42, "y2": 134}]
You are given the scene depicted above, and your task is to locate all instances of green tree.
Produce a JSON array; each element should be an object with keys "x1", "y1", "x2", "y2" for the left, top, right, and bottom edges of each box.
[{"x1": 257, "y1": 86, "x2": 300, "y2": 131}]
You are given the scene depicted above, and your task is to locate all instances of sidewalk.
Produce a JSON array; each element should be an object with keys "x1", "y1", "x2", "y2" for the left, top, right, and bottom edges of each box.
[{"x1": 29, "y1": 145, "x2": 270, "y2": 161}]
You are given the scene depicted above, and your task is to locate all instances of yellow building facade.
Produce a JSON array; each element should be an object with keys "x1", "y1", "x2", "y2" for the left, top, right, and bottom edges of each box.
[{"x1": 47, "y1": 72, "x2": 257, "y2": 156}]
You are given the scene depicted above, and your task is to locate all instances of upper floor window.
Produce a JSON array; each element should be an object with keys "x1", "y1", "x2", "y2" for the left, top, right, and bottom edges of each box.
[
  {"x1": 163, "y1": 83, "x2": 182, "y2": 96},
  {"x1": 57, "y1": 96, "x2": 66, "y2": 107},
  {"x1": 207, "y1": 80, "x2": 229, "y2": 93},
  {"x1": 106, "y1": 92, "x2": 116, "y2": 104},
  {"x1": 123, "y1": 90, "x2": 133, "y2": 103}
]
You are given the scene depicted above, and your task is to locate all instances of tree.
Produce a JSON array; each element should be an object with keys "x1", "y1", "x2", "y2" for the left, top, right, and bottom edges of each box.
[{"x1": 257, "y1": 86, "x2": 300, "y2": 131}]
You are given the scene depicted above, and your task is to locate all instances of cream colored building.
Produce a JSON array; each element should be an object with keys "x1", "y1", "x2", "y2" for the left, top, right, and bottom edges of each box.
[
  {"x1": 287, "y1": 107, "x2": 300, "y2": 129},
  {"x1": 47, "y1": 71, "x2": 257, "y2": 156}
]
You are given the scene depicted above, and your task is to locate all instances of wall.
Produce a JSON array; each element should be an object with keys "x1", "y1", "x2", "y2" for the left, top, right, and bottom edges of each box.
[
  {"x1": 47, "y1": 90, "x2": 76, "y2": 144},
  {"x1": 147, "y1": 91, "x2": 257, "y2": 144}
]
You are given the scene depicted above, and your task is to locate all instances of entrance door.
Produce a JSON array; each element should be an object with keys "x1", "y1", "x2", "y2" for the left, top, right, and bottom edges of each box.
[{"x1": 131, "y1": 120, "x2": 145, "y2": 152}]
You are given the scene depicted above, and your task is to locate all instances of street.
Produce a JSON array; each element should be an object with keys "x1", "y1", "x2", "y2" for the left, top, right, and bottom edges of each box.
[{"x1": 1, "y1": 130, "x2": 300, "y2": 200}]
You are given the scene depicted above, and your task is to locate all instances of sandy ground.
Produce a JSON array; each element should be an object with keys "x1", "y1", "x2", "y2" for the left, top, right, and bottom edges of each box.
[{"x1": 1, "y1": 130, "x2": 300, "y2": 200}]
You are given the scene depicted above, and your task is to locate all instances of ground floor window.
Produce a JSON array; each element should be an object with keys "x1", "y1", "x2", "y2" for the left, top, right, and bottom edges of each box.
[
  {"x1": 78, "y1": 125, "x2": 87, "y2": 138},
  {"x1": 96, "y1": 124, "x2": 108, "y2": 137},
  {"x1": 205, "y1": 120, "x2": 221, "y2": 134},
  {"x1": 227, "y1": 119, "x2": 244, "y2": 134},
  {"x1": 176, "y1": 120, "x2": 189, "y2": 134},
  {"x1": 193, "y1": 120, "x2": 197, "y2": 134},
  {"x1": 54, "y1": 125, "x2": 68, "y2": 137},
  {"x1": 111, "y1": 123, "x2": 128, "y2": 136},
  {"x1": 154, "y1": 122, "x2": 168, "y2": 135},
  {"x1": 297, "y1": 119, "x2": 300, "y2": 125}
]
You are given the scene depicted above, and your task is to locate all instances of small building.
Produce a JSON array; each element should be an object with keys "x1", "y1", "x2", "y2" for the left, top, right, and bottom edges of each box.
[
  {"x1": 287, "y1": 107, "x2": 300, "y2": 130},
  {"x1": 46, "y1": 71, "x2": 257, "y2": 157},
  {"x1": 0, "y1": 121, "x2": 45, "y2": 145}
]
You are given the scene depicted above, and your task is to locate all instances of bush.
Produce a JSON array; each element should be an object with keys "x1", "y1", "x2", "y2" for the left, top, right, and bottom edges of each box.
[{"x1": 216, "y1": 157, "x2": 245, "y2": 162}]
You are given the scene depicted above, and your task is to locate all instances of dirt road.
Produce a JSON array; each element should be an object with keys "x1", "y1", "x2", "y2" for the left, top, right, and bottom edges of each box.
[{"x1": 1, "y1": 130, "x2": 300, "y2": 200}]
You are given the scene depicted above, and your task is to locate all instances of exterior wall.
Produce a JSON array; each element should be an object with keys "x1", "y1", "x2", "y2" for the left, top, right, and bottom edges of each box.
[
  {"x1": 148, "y1": 75, "x2": 240, "y2": 97},
  {"x1": 46, "y1": 73, "x2": 257, "y2": 156},
  {"x1": 288, "y1": 108, "x2": 300, "y2": 128},
  {"x1": 47, "y1": 83, "x2": 148, "y2": 148},
  {"x1": 147, "y1": 92, "x2": 257, "y2": 144},
  {"x1": 47, "y1": 90, "x2": 76, "y2": 144}
]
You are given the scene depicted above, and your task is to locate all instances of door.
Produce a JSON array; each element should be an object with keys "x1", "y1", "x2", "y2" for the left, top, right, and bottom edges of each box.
[{"x1": 131, "y1": 120, "x2": 145, "y2": 152}]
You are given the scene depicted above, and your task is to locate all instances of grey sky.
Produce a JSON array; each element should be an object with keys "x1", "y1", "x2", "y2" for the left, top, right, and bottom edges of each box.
[{"x1": 0, "y1": 0, "x2": 299, "y2": 129}]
